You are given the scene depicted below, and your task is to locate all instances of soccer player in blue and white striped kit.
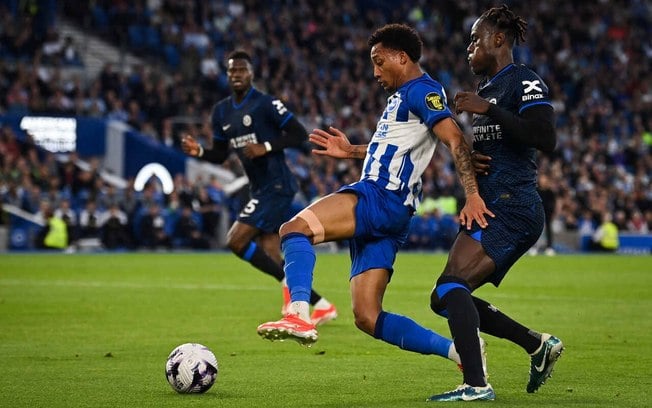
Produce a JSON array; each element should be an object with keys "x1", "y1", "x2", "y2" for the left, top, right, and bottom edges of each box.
[{"x1": 258, "y1": 24, "x2": 493, "y2": 374}]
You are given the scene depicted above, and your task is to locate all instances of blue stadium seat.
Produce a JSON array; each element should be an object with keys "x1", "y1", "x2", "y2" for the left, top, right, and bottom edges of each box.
[
  {"x1": 144, "y1": 26, "x2": 161, "y2": 49},
  {"x1": 128, "y1": 25, "x2": 145, "y2": 48},
  {"x1": 162, "y1": 45, "x2": 180, "y2": 68}
]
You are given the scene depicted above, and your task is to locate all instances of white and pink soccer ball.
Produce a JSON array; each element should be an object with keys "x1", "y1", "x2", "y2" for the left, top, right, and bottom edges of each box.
[{"x1": 165, "y1": 343, "x2": 218, "y2": 393}]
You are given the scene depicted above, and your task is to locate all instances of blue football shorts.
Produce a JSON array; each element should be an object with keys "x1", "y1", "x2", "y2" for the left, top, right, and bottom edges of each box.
[
  {"x1": 465, "y1": 199, "x2": 545, "y2": 286},
  {"x1": 237, "y1": 191, "x2": 294, "y2": 233},
  {"x1": 336, "y1": 180, "x2": 412, "y2": 279}
]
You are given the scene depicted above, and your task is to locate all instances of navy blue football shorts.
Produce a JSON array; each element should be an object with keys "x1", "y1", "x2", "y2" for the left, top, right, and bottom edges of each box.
[
  {"x1": 464, "y1": 199, "x2": 545, "y2": 286},
  {"x1": 237, "y1": 192, "x2": 294, "y2": 233},
  {"x1": 336, "y1": 181, "x2": 412, "y2": 280}
]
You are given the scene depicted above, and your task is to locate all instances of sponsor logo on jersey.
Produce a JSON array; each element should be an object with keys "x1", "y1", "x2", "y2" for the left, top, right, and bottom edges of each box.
[
  {"x1": 230, "y1": 132, "x2": 258, "y2": 148},
  {"x1": 472, "y1": 124, "x2": 503, "y2": 142},
  {"x1": 272, "y1": 99, "x2": 288, "y2": 115},
  {"x1": 522, "y1": 80, "x2": 542, "y2": 93},
  {"x1": 425, "y1": 92, "x2": 444, "y2": 110},
  {"x1": 521, "y1": 80, "x2": 544, "y2": 101},
  {"x1": 386, "y1": 94, "x2": 400, "y2": 113},
  {"x1": 373, "y1": 122, "x2": 389, "y2": 139},
  {"x1": 522, "y1": 94, "x2": 544, "y2": 101}
]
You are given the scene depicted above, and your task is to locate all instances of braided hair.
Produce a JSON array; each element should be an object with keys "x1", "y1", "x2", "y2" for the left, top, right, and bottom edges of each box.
[{"x1": 479, "y1": 4, "x2": 527, "y2": 45}]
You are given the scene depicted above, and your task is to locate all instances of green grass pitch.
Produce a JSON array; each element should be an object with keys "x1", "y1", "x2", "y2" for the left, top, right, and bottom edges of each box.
[{"x1": 0, "y1": 252, "x2": 650, "y2": 407}]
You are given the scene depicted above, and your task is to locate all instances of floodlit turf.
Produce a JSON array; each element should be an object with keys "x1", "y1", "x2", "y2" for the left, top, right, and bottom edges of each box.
[{"x1": 0, "y1": 252, "x2": 650, "y2": 407}]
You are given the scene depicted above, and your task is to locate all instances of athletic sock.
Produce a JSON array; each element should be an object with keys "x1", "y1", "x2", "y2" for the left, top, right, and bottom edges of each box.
[
  {"x1": 442, "y1": 288, "x2": 486, "y2": 387},
  {"x1": 283, "y1": 272, "x2": 324, "y2": 307},
  {"x1": 472, "y1": 296, "x2": 542, "y2": 354},
  {"x1": 373, "y1": 311, "x2": 454, "y2": 359},
  {"x1": 287, "y1": 301, "x2": 311, "y2": 322},
  {"x1": 281, "y1": 233, "x2": 315, "y2": 304},
  {"x1": 236, "y1": 241, "x2": 284, "y2": 281}
]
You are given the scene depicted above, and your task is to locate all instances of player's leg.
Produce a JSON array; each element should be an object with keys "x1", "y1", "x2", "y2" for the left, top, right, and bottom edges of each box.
[
  {"x1": 431, "y1": 233, "x2": 492, "y2": 389},
  {"x1": 257, "y1": 192, "x2": 356, "y2": 345},
  {"x1": 430, "y1": 231, "x2": 543, "y2": 354},
  {"x1": 258, "y1": 232, "x2": 337, "y2": 323},
  {"x1": 277, "y1": 192, "x2": 356, "y2": 318},
  {"x1": 431, "y1": 229, "x2": 563, "y2": 394},
  {"x1": 350, "y1": 264, "x2": 458, "y2": 364},
  {"x1": 226, "y1": 221, "x2": 285, "y2": 282}
]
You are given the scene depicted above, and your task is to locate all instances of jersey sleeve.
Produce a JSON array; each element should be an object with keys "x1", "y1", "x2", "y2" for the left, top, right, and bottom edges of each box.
[
  {"x1": 264, "y1": 95, "x2": 294, "y2": 129},
  {"x1": 517, "y1": 68, "x2": 552, "y2": 114},
  {"x1": 405, "y1": 80, "x2": 453, "y2": 129},
  {"x1": 211, "y1": 103, "x2": 227, "y2": 142}
]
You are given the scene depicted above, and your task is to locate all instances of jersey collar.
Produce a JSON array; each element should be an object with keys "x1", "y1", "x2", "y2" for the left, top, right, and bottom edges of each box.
[
  {"x1": 479, "y1": 63, "x2": 516, "y2": 90},
  {"x1": 232, "y1": 87, "x2": 256, "y2": 109},
  {"x1": 399, "y1": 73, "x2": 429, "y2": 91}
]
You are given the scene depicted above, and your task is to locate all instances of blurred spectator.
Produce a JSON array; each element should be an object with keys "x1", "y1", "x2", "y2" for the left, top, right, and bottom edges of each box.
[
  {"x1": 589, "y1": 212, "x2": 620, "y2": 252},
  {"x1": 79, "y1": 199, "x2": 103, "y2": 239},
  {"x1": 36, "y1": 207, "x2": 68, "y2": 250},
  {"x1": 62, "y1": 35, "x2": 82, "y2": 66},
  {"x1": 53, "y1": 197, "x2": 78, "y2": 244},
  {"x1": 627, "y1": 210, "x2": 649, "y2": 234},
  {"x1": 173, "y1": 205, "x2": 210, "y2": 249},
  {"x1": 194, "y1": 185, "x2": 221, "y2": 239},
  {"x1": 100, "y1": 203, "x2": 131, "y2": 249},
  {"x1": 537, "y1": 174, "x2": 558, "y2": 255},
  {"x1": 140, "y1": 202, "x2": 171, "y2": 249}
]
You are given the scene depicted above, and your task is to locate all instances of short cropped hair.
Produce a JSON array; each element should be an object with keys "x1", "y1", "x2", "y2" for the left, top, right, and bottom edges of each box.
[
  {"x1": 368, "y1": 23, "x2": 423, "y2": 62},
  {"x1": 227, "y1": 50, "x2": 253, "y2": 64}
]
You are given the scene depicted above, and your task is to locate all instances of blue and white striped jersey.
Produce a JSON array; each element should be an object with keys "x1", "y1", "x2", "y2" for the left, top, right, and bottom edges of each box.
[{"x1": 361, "y1": 73, "x2": 453, "y2": 209}]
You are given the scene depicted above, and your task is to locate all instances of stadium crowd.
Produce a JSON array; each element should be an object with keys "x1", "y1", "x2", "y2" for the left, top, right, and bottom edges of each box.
[{"x1": 0, "y1": 0, "x2": 651, "y2": 251}]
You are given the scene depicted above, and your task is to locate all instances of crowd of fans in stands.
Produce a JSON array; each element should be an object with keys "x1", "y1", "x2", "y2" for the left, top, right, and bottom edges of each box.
[{"x1": 0, "y1": 0, "x2": 651, "y2": 251}]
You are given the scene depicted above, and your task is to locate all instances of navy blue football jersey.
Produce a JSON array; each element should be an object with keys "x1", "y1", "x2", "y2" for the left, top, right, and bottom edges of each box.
[
  {"x1": 211, "y1": 88, "x2": 298, "y2": 195},
  {"x1": 472, "y1": 64, "x2": 552, "y2": 205}
]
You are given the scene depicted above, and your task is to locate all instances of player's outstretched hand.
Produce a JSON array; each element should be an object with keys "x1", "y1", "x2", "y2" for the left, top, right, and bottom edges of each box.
[
  {"x1": 309, "y1": 126, "x2": 352, "y2": 159},
  {"x1": 181, "y1": 134, "x2": 200, "y2": 156},
  {"x1": 459, "y1": 192, "x2": 495, "y2": 230},
  {"x1": 471, "y1": 150, "x2": 491, "y2": 176},
  {"x1": 454, "y1": 91, "x2": 491, "y2": 115}
]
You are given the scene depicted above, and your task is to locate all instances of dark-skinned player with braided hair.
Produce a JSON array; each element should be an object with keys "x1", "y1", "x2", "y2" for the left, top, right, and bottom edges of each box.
[{"x1": 427, "y1": 4, "x2": 563, "y2": 402}]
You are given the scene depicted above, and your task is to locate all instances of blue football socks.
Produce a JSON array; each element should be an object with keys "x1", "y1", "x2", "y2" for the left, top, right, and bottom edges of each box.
[
  {"x1": 374, "y1": 311, "x2": 452, "y2": 358},
  {"x1": 281, "y1": 233, "x2": 315, "y2": 303}
]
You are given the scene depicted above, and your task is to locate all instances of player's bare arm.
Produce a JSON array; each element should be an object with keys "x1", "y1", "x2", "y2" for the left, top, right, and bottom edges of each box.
[
  {"x1": 181, "y1": 134, "x2": 200, "y2": 156},
  {"x1": 433, "y1": 118, "x2": 495, "y2": 229},
  {"x1": 309, "y1": 126, "x2": 367, "y2": 159}
]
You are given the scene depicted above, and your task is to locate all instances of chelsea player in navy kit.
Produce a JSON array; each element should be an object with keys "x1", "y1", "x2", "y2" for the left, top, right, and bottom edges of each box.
[
  {"x1": 182, "y1": 50, "x2": 337, "y2": 325},
  {"x1": 428, "y1": 5, "x2": 564, "y2": 401}
]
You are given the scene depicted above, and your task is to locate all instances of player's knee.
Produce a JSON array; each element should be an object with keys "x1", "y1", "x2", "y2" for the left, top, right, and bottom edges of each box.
[
  {"x1": 352, "y1": 306, "x2": 375, "y2": 336},
  {"x1": 226, "y1": 240, "x2": 245, "y2": 255},
  {"x1": 429, "y1": 288, "x2": 447, "y2": 317},
  {"x1": 431, "y1": 275, "x2": 471, "y2": 316},
  {"x1": 278, "y1": 219, "x2": 302, "y2": 238},
  {"x1": 279, "y1": 217, "x2": 312, "y2": 239},
  {"x1": 226, "y1": 232, "x2": 247, "y2": 254}
]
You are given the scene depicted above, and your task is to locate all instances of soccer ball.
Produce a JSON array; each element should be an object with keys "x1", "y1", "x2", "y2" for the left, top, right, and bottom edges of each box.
[{"x1": 165, "y1": 343, "x2": 219, "y2": 393}]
